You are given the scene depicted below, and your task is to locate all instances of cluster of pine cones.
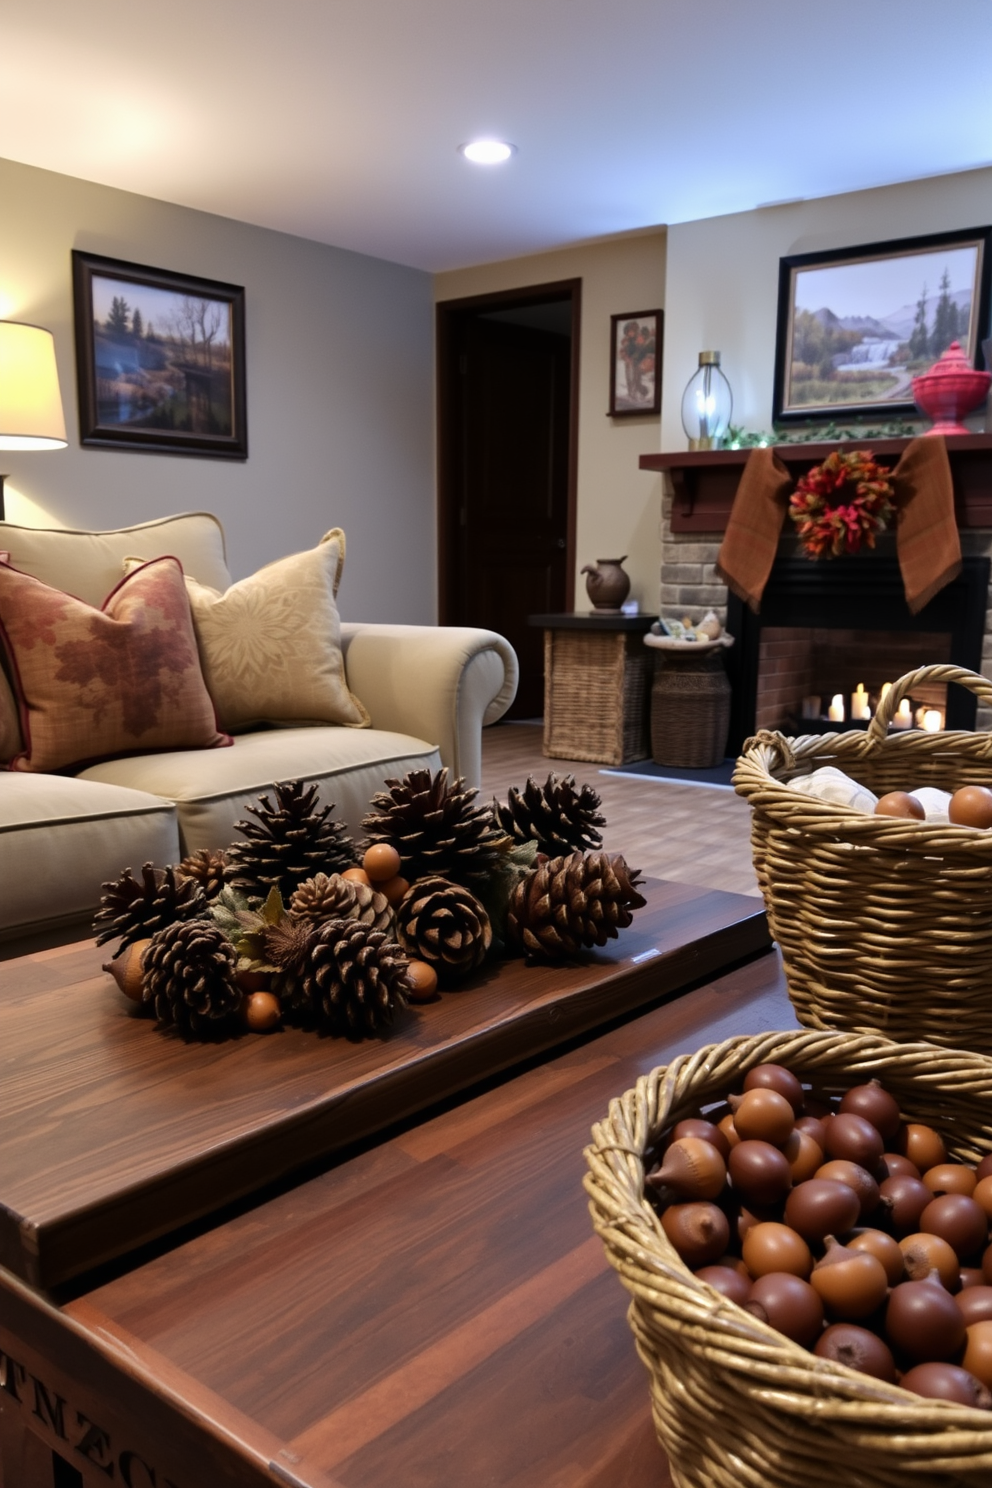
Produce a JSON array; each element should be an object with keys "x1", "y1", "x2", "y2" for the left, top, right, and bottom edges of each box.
[{"x1": 95, "y1": 769, "x2": 645, "y2": 1041}]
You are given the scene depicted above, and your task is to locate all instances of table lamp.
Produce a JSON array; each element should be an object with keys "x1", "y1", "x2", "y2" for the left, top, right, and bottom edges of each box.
[
  {"x1": 681, "y1": 350, "x2": 733, "y2": 450},
  {"x1": 0, "y1": 321, "x2": 68, "y2": 520}
]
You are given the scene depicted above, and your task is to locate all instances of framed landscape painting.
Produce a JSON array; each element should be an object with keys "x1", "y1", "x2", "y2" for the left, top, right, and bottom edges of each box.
[
  {"x1": 609, "y1": 309, "x2": 662, "y2": 416},
  {"x1": 72, "y1": 251, "x2": 248, "y2": 457},
  {"x1": 772, "y1": 226, "x2": 992, "y2": 425}
]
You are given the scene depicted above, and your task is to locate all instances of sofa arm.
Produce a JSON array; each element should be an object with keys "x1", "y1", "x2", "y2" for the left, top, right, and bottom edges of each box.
[{"x1": 339, "y1": 624, "x2": 518, "y2": 788}]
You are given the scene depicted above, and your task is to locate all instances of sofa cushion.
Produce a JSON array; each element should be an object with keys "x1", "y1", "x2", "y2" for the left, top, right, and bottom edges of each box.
[
  {"x1": 0, "y1": 556, "x2": 230, "y2": 773},
  {"x1": 0, "y1": 511, "x2": 231, "y2": 606},
  {"x1": 0, "y1": 666, "x2": 20, "y2": 762},
  {"x1": 0, "y1": 774, "x2": 179, "y2": 943},
  {"x1": 125, "y1": 528, "x2": 369, "y2": 733},
  {"x1": 79, "y1": 726, "x2": 442, "y2": 852}
]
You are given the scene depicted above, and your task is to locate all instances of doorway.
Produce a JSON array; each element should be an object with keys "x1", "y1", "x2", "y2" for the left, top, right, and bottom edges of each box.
[{"x1": 436, "y1": 279, "x2": 580, "y2": 720}]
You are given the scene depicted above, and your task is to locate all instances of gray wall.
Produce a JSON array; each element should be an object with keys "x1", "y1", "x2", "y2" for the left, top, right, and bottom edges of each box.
[{"x1": 0, "y1": 156, "x2": 435, "y2": 621}]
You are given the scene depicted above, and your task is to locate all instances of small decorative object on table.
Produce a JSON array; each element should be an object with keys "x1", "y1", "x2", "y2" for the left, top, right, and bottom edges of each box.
[
  {"x1": 98, "y1": 769, "x2": 646, "y2": 1040},
  {"x1": 912, "y1": 340, "x2": 992, "y2": 437},
  {"x1": 788, "y1": 449, "x2": 895, "y2": 559},
  {"x1": 644, "y1": 613, "x2": 734, "y2": 768},
  {"x1": 581, "y1": 556, "x2": 631, "y2": 612}
]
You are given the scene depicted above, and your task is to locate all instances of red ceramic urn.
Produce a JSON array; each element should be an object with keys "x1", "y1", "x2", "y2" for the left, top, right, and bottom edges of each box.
[{"x1": 912, "y1": 341, "x2": 991, "y2": 437}]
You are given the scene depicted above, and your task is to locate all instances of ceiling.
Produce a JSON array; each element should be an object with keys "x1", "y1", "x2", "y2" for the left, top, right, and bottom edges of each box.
[{"x1": 2, "y1": 0, "x2": 990, "y2": 273}]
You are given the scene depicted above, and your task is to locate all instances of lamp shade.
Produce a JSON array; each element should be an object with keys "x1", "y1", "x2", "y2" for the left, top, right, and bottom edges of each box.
[{"x1": 0, "y1": 322, "x2": 67, "y2": 450}]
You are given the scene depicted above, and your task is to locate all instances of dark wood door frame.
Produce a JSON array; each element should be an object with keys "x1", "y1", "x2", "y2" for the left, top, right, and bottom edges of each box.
[{"x1": 435, "y1": 277, "x2": 582, "y2": 625}]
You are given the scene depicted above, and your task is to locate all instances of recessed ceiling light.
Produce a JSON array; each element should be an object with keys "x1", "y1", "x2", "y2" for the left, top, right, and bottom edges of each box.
[{"x1": 460, "y1": 139, "x2": 515, "y2": 165}]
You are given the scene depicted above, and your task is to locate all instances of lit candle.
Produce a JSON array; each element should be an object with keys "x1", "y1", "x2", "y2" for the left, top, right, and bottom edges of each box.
[
  {"x1": 892, "y1": 699, "x2": 913, "y2": 730},
  {"x1": 851, "y1": 683, "x2": 870, "y2": 721},
  {"x1": 922, "y1": 709, "x2": 943, "y2": 733},
  {"x1": 828, "y1": 693, "x2": 845, "y2": 723}
]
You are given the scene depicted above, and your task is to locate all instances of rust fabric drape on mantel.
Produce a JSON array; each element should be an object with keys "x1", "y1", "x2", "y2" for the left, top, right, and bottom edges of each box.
[{"x1": 715, "y1": 437, "x2": 961, "y2": 615}]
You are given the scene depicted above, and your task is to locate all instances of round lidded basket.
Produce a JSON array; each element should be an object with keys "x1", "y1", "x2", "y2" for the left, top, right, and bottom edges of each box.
[
  {"x1": 734, "y1": 664, "x2": 992, "y2": 1055},
  {"x1": 583, "y1": 1027, "x2": 992, "y2": 1488}
]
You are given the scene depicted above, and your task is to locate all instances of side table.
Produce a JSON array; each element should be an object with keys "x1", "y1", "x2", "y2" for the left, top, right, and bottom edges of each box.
[{"x1": 528, "y1": 612, "x2": 654, "y2": 765}]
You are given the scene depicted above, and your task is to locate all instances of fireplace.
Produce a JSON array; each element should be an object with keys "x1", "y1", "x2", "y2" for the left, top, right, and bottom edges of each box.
[{"x1": 724, "y1": 553, "x2": 990, "y2": 753}]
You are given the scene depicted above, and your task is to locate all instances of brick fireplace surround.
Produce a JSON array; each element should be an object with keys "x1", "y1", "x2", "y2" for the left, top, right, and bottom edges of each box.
[{"x1": 657, "y1": 460, "x2": 992, "y2": 744}]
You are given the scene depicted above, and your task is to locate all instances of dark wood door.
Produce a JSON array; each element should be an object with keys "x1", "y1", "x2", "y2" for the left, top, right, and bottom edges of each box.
[{"x1": 448, "y1": 314, "x2": 573, "y2": 719}]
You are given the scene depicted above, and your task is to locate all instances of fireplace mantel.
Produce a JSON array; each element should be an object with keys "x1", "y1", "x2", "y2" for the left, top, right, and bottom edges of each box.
[{"x1": 641, "y1": 432, "x2": 992, "y2": 533}]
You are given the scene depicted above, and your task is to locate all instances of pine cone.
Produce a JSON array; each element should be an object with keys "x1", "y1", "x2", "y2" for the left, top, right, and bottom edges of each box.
[
  {"x1": 225, "y1": 779, "x2": 359, "y2": 904},
  {"x1": 302, "y1": 919, "x2": 410, "y2": 1037},
  {"x1": 394, "y1": 876, "x2": 492, "y2": 981},
  {"x1": 177, "y1": 848, "x2": 228, "y2": 902},
  {"x1": 362, "y1": 767, "x2": 510, "y2": 887},
  {"x1": 94, "y1": 863, "x2": 206, "y2": 953},
  {"x1": 494, "y1": 774, "x2": 606, "y2": 856},
  {"x1": 289, "y1": 873, "x2": 393, "y2": 933},
  {"x1": 261, "y1": 914, "x2": 319, "y2": 1013},
  {"x1": 142, "y1": 919, "x2": 241, "y2": 1035},
  {"x1": 506, "y1": 851, "x2": 647, "y2": 960}
]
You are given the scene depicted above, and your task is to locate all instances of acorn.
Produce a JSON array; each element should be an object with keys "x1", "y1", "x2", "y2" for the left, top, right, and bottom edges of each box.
[
  {"x1": 363, "y1": 843, "x2": 402, "y2": 882},
  {"x1": 961, "y1": 1268, "x2": 987, "y2": 1293},
  {"x1": 847, "y1": 1229, "x2": 905, "y2": 1286},
  {"x1": 795, "y1": 1115, "x2": 829, "y2": 1151},
  {"x1": 920, "y1": 1194, "x2": 989, "y2": 1261},
  {"x1": 648, "y1": 1137, "x2": 727, "y2": 1201},
  {"x1": 879, "y1": 1173, "x2": 932, "y2": 1236},
  {"x1": 241, "y1": 991, "x2": 281, "y2": 1032},
  {"x1": 745, "y1": 1273, "x2": 823, "y2": 1348},
  {"x1": 404, "y1": 959, "x2": 439, "y2": 1003},
  {"x1": 897, "y1": 1122, "x2": 947, "y2": 1172},
  {"x1": 959, "y1": 1287, "x2": 992, "y2": 1328},
  {"x1": 815, "y1": 1160, "x2": 879, "y2": 1220},
  {"x1": 923, "y1": 1163, "x2": 977, "y2": 1197},
  {"x1": 900, "y1": 1232, "x2": 960, "y2": 1290},
  {"x1": 886, "y1": 1275, "x2": 966, "y2": 1362},
  {"x1": 810, "y1": 1237, "x2": 889, "y2": 1320},
  {"x1": 975, "y1": 1176, "x2": 992, "y2": 1221},
  {"x1": 728, "y1": 1088, "x2": 795, "y2": 1147},
  {"x1": 782, "y1": 1128, "x2": 824, "y2": 1184},
  {"x1": 695, "y1": 1265, "x2": 751, "y2": 1306},
  {"x1": 977, "y1": 1154, "x2": 992, "y2": 1183},
  {"x1": 900, "y1": 1362, "x2": 991, "y2": 1408},
  {"x1": 742, "y1": 1063, "x2": 804, "y2": 1114},
  {"x1": 814, "y1": 1323, "x2": 897, "y2": 1383},
  {"x1": 838, "y1": 1079, "x2": 902, "y2": 1143},
  {"x1": 103, "y1": 938, "x2": 151, "y2": 1001},
  {"x1": 784, "y1": 1178, "x2": 860, "y2": 1246},
  {"x1": 741, "y1": 1222, "x2": 812, "y2": 1280},
  {"x1": 729, "y1": 1140, "x2": 792, "y2": 1205},
  {"x1": 877, "y1": 1153, "x2": 920, "y2": 1181},
  {"x1": 379, "y1": 875, "x2": 410, "y2": 907},
  {"x1": 875, "y1": 791, "x2": 925, "y2": 821},
  {"x1": 660, "y1": 1202, "x2": 729, "y2": 1267},
  {"x1": 717, "y1": 1113, "x2": 742, "y2": 1151},
  {"x1": 672, "y1": 1118, "x2": 731, "y2": 1161},
  {"x1": 964, "y1": 1321, "x2": 992, "y2": 1388},
  {"x1": 823, "y1": 1113, "x2": 884, "y2": 1171},
  {"x1": 985, "y1": 1242, "x2": 992, "y2": 1285}
]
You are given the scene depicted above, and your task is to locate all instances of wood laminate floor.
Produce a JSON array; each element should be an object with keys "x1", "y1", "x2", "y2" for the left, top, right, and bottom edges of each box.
[{"x1": 481, "y1": 721, "x2": 760, "y2": 898}]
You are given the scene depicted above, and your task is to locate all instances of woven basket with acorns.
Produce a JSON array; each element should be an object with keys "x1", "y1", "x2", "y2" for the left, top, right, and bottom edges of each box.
[{"x1": 96, "y1": 768, "x2": 646, "y2": 1040}]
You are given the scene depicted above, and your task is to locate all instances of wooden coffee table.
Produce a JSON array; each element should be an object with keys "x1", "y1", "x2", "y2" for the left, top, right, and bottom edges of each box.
[{"x1": 0, "y1": 880, "x2": 775, "y2": 1487}]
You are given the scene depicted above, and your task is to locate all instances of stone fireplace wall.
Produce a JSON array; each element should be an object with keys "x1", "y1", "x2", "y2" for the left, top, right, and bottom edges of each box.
[{"x1": 659, "y1": 480, "x2": 992, "y2": 730}]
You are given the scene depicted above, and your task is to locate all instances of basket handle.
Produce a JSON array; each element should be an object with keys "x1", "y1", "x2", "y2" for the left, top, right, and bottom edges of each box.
[{"x1": 865, "y1": 664, "x2": 992, "y2": 743}]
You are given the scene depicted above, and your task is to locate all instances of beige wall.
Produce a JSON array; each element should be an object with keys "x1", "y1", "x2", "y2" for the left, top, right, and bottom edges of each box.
[
  {"x1": 662, "y1": 166, "x2": 992, "y2": 451},
  {"x1": 0, "y1": 156, "x2": 435, "y2": 621},
  {"x1": 435, "y1": 229, "x2": 666, "y2": 613}
]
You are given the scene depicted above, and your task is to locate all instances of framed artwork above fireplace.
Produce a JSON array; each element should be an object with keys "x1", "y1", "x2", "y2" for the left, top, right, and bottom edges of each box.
[{"x1": 772, "y1": 226, "x2": 992, "y2": 426}]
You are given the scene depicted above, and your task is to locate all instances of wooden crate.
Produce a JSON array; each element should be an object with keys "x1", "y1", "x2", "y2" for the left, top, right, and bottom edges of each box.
[{"x1": 543, "y1": 626, "x2": 652, "y2": 765}]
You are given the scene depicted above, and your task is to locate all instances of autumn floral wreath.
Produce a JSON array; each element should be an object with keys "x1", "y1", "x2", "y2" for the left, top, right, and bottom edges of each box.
[{"x1": 789, "y1": 449, "x2": 895, "y2": 559}]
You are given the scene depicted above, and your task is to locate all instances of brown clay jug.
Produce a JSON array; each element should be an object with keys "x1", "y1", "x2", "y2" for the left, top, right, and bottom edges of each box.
[{"x1": 582, "y1": 557, "x2": 630, "y2": 611}]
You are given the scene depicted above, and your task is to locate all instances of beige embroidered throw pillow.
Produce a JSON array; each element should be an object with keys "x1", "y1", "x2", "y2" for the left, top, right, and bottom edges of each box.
[{"x1": 130, "y1": 529, "x2": 370, "y2": 734}]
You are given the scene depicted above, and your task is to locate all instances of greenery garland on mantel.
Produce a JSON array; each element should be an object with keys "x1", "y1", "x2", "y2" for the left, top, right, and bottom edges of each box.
[{"x1": 723, "y1": 418, "x2": 926, "y2": 450}]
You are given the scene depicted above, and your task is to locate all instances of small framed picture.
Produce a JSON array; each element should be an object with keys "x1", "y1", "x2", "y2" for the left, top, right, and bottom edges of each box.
[
  {"x1": 773, "y1": 226, "x2": 992, "y2": 424},
  {"x1": 609, "y1": 309, "x2": 662, "y2": 417},
  {"x1": 72, "y1": 250, "x2": 248, "y2": 458}
]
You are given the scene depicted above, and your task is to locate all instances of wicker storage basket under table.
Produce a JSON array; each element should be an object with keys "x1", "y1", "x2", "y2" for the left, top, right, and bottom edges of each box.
[
  {"x1": 584, "y1": 1026, "x2": 992, "y2": 1488},
  {"x1": 650, "y1": 649, "x2": 731, "y2": 768},
  {"x1": 542, "y1": 625, "x2": 651, "y2": 766},
  {"x1": 734, "y1": 664, "x2": 992, "y2": 1056}
]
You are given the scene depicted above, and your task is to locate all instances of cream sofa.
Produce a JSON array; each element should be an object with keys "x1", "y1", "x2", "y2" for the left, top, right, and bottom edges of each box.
[{"x1": 0, "y1": 512, "x2": 517, "y2": 951}]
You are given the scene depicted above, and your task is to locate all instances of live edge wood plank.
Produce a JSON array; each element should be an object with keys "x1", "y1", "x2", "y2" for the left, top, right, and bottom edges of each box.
[
  {"x1": 0, "y1": 879, "x2": 768, "y2": 1290},
  {"x1": 0, "y1": 946, "x2": 792, "y2": 1488}
]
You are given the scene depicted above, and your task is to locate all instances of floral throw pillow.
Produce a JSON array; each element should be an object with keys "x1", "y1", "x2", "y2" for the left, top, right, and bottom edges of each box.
[
  {"x1": 0, "y1": 556, "x2": 231, "y2": 773},
  {"x1": 126, "y1": 528, "x2": 370, "y2": 733}
]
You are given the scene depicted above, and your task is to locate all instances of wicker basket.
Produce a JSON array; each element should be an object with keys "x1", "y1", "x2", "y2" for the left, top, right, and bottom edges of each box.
[
  {"x1": 584, "y1": 1027, "x2": 992, "y2": 1488},
  {"x1": 650, "y1": 650, "x2": 731, "y2": 768},
  {"x1": 542, "y1": 627, "x2": 651, "y2": 765},
  {"x1": 734, "y1": 664, "x2": 992, "y2": 1055}
]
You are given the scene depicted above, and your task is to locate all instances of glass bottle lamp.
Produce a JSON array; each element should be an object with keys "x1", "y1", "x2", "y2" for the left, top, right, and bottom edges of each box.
[{"x1": 681, "y1": 350, "x2": 733, "y2": 450}]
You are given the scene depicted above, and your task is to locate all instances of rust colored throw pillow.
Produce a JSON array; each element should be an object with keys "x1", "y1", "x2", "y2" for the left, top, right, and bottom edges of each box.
[{"x1": 0, "y1": 556, "x2": 231, "y2": 773}]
